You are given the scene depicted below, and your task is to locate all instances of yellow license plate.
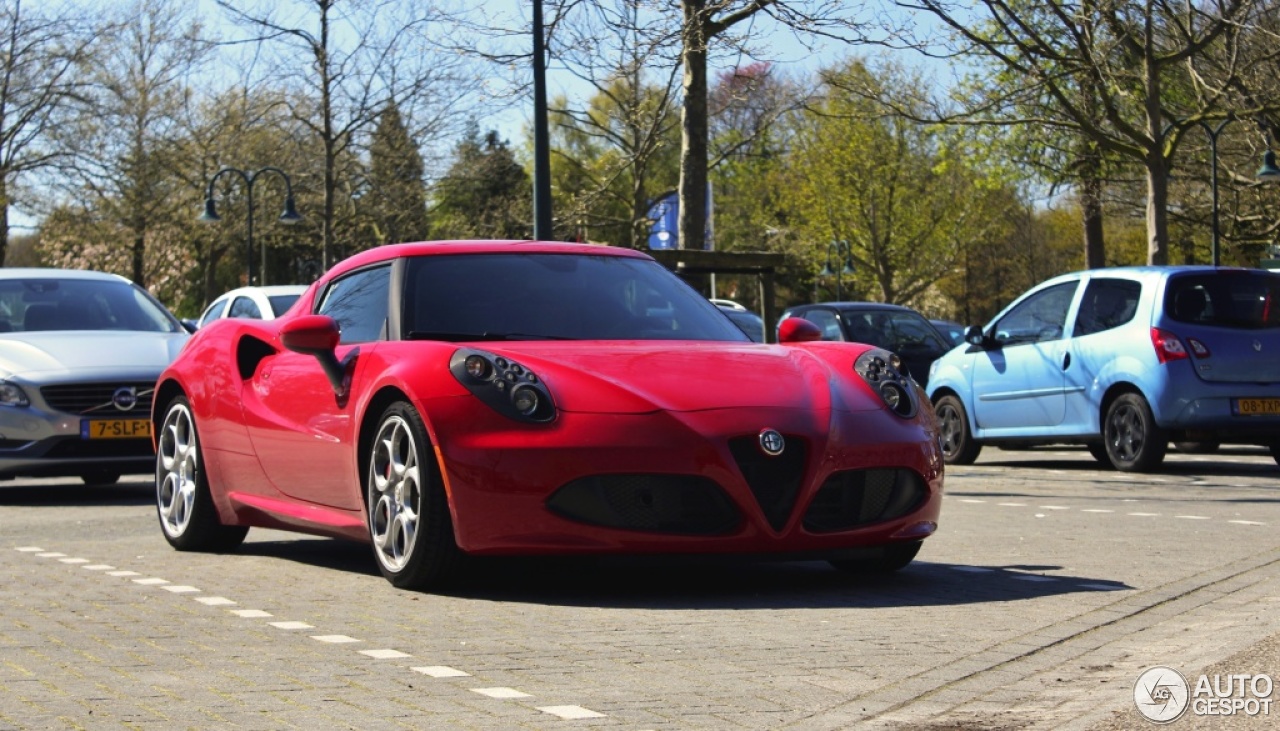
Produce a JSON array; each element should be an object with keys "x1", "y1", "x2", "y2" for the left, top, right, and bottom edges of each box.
[
  {"x1": 81, "y1": 419, "x2": 152, "y2": 439},
  {"x1": 1233, "y1": 398, "x2": 1280, "y2": 416}
]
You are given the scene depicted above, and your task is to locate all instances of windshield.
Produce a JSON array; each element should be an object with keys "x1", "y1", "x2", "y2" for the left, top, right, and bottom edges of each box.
[
  {"x1": 403, "y1": 253, "x2": 749, "y2": 342},
  {"x1": 1165, "y1": 271, "x2": 1280, "y2": 329},
  {"x1": 0, "y1": 277, "x2": 181, "y2": 334}
]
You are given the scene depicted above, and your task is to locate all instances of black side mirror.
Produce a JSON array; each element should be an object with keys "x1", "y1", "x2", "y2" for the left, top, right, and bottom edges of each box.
[{"x1": 963, "y1": 325, "x2": 992, "y2": 348}]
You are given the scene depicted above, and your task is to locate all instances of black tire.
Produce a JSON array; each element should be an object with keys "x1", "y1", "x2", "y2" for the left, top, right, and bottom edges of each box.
[
  {"x1": 1173, "y1": 441, "x2": 1220, "y2": 454},
  {"x1": 934, "y1": 394, "x2": 982, "y2": 465},
  {"x1": 155, "y1": 396, "x2": 249, "y2": 552},
  {"x1": 829, "y1": 541, "x2": 922, "y2": 574},
  {"x1": 366, "y1": 401, "x2": 462, "y2": 590},
  {"x1": 1102, "y1": 393, "x2": 1167, "y2": 472},
  {"x1": 1085, "y1": 442, "x2": 1112, "y2": 466},
  {"x1": 80, "y1": 470, "x2": 121, "y2": 486}
]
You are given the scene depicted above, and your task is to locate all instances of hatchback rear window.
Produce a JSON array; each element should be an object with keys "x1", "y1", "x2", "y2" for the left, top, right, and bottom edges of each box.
[{"x1": 1164, "y1": 272, "x2": 1280, "y2": 329}]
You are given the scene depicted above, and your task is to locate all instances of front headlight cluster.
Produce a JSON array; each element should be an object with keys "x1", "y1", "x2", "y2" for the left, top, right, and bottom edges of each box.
[
  {"x1": 449, "y1": 348, "x2": 556, "y2": 423},
  {"x1": 0, "y1": 380, "x2": 30, "y2": 408},
  {"x1": 854, "y1": 348, "x2": 916, "y2": 418}
]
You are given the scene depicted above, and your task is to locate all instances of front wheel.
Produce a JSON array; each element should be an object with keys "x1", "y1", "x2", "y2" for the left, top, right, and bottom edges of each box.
[
  {"x1": 934, "y1": 395, "x2": 982, "y2": 465},
  {"x1": 829, "y1": 541, "x2": 922, "y2": 574},
  {"x1": 156, "y1": 396, "x2": 248, "y2": 551},
  {"x1": 1102, "y1": 393, "x2": 1167, "y2": 472},
  {"x1": 367, "y1": 401, "x2": 461, "y2": 590}
]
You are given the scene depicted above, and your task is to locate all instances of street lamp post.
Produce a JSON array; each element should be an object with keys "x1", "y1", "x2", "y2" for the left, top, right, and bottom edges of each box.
[
  {"x1": 199, "y1": 167, "x2": 302, "y2": 286},
  {"x1": 1175, "y1": 118, "x2": 1280, "y2": 267},
  {"x1": 819, "y1": 239, "x2": 856, "y2": 301}
]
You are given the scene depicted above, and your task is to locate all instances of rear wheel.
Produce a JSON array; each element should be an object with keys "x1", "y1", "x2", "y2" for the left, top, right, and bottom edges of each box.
[
  {"x1": 1085, "y1": 442, "x2": 1111, "y2": 466},
  {"x1": 829, "y1": 541, "x2": 922, "y2": 574},
  {"x1": 1102, "y1": 393, "x2": 1167, "y2": 472},
  {"x1": 80, "y1": 470, "x2": 121, "y2": 486},
  {"x1": 156, "y1": 396, "x2": 248, "y2": 551},
  {"x1": 934, "y1": 395, "x2": 981, "y2": 465},
  {"x1": 367, "y1": 401, "x2": 461, "y2": 590}
]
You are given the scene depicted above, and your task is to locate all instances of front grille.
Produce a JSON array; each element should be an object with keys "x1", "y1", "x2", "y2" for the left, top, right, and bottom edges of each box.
[
  {"x1": 728, "y1": 435, "x2": 807, "y2": 531},
  {"x1": 547, "y1": 474, "x2": 741, "y2": 535},
  {"x1": 803, "y1": 468, "x2": 927, "y2": 533},
  {"x1": 40, "y1": 383, "x2": 155, "y2": 417}
]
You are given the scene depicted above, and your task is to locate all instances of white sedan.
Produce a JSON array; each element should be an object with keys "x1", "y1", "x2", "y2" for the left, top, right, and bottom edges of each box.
[{"x1": 196, "y1": 285, "x2": 307, "y2": 328}]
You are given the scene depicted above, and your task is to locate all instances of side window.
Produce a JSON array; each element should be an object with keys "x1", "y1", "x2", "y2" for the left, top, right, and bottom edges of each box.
[
  {"x1": 799, "y1": 310, "x2": 845, "y2": 341},
  {"x1": 318, "y1": 265, "x2": 390, "y2": 344},
  {"x1": 228, "y1": 296, "x2": 263, "y2": 319},
  {"x1": 1074, "y1": 278, "x2": 1141, "y2": 336},
  {"x1": 198, "y1": 298, "x2": 228, "y2": 327},
  {"x1": 994, "y1": 281, "x2": 1077, "y2": 346}
]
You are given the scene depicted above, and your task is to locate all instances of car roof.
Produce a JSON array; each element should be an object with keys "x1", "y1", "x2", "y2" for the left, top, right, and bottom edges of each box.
[
  {"x1": 217, "y1": 285, "x2": 309, "y2": 299},
  {"x1": 328, "y1": 240, "x2": 653, "y2": 276},
  {"x1": 789, "y1": 302, "x2": 922, "y2": 313},
  {"x1": 0, "y1": 268, "x2": 132, "y2": 283}
]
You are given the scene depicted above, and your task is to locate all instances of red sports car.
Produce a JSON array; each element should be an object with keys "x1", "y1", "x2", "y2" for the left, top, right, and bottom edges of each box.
[{"x1": 154, "y1": 241, "x2": 944, "y2": 590}]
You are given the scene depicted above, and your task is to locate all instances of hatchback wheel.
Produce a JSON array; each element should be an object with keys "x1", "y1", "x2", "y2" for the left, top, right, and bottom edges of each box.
[
  {"x1": 1102, "y1": 393, "x2": 1167, "y2": 472},
  {"x1": 934, "y1": 395, "x2": 981, "y2": 465},
  {"x1": 367, "y1": 401, "x2": 461, "y2": 590},
  {"x1": 156, "y1": 396, "x2": 248, "y2": 551}
]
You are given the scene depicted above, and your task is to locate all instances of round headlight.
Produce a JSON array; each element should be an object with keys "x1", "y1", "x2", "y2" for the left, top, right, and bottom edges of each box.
[
  {"x1": 464, "y1": 354, "x2": 491, "y2": 380},
  {"x1": 512, "y1": 385, "x2": 540, "y2": 415},
  {"x1": 881, "y1": 382, "x2": 902, "y2": 409},
  {"x1": 889, "y1": 353, "x2": 902, "y2": 371}
]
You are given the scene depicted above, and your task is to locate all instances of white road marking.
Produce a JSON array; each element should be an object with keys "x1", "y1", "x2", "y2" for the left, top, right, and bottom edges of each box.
[
  {"x1": 1229, "y1": 520, "x2": 1266, "y2": 526},
  {"x1": 1127, "y1": 512, "x2": 1160, "y2": 517},
  {"x1": 1038, "y1": 506, "x2": 1070, "y2": 510},
  {"x1": 132, "y1": 577, "x2": 169, "y2": 585},
  {"x1": 57, "y1": 558, "x2": 89, "y2": 564},
  {"x1": 107, "y1": 570, "x2": 141, "y2": 577},
  {"x1": 1081, "y1": 509, "x2": 1113, "y2": 513},
  {"x1": 1175, "y1": 515, "x2": 1211, "y2": 520},
  {"x1": 412, "y1": 666, "x2": 471, "y2": 678},
  {"x1": 360, "y1": 649, "x2": 411, "y2": 659},
  {"x1": 270, "y1": 621, "x2": 314, "y2": 630},
  {"x1": 311, "y1": 634, "x2": 360, "y2": 644},
  {"x1": 957, "y1": 499, "x2": 986, "y2": 503},
  {"x1": 14, "y1": 546, "x2": 44, "y2": 552},
  {"x1": 36, "y1": 552, "x2": 66, "y2": 558},
  {"x1": 998, "y1": 502, "x2": 1027, "y2": 507},
  {"x1": 472, "y1": 687, "x2": 532, "y2": 699},
  {"x1": 230, "y1": 609, "x2": 273, "y2": 618},
  {"x1": 162, "y1": 585, "x2": 200, "y2": 593},
  {"x1": 538, "y1": 705, "x2": 606, "y2": 719},
  {"x1": 195, "y1": 597, "x2": 236, "y2": 606},
  {"x1": 82, "y1": 565, "x2": 115, "y2": 570}
]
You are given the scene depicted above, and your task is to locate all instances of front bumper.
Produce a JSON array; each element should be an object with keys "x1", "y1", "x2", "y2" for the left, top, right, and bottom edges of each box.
[{"x1": 425, "y1": 398, "x2": 944, "y2": 556}]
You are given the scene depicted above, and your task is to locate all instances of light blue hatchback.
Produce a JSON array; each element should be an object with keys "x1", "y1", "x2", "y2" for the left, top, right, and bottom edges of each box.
[{"x1": 926, "y1": 266, "x2": 1280, "y2": 471}]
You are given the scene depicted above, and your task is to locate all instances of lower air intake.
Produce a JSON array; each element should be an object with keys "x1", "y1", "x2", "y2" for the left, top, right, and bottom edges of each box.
[
  {"x1": 547, "y1": 475, "x2": 741, "y2": 535},
  {"x1": 802, "y1": 468, "x2": 927, "y2": 533}
]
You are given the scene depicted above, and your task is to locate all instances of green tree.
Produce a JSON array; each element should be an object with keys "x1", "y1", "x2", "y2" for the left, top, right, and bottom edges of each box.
[
  {"x1": 431, "y1": 127, "x2": 531, "y2": 240},
  {"x1": 366, "y1": 100, "x2": 429, "y2": 245}
]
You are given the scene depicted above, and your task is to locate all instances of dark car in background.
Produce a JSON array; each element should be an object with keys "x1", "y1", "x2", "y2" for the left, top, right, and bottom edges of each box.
[
  {"x1": 719, "y1": 305, "x2": 766, "y2": 342},
  {"x1": 779, "y1": 302, "x2": 952, "y2": 383},
  {"x1": 930, "y1": 319, "x2": 965, "y2": 346}
]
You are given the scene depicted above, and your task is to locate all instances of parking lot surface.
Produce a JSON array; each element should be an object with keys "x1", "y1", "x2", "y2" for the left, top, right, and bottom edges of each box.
[{"x1": 2, "y1": 446, "x2": 1277, "y2": 729}]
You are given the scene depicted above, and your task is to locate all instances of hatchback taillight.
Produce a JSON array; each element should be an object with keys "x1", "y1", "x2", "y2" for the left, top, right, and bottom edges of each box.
[{"x1": 1151, "y1": 327, "x2": 1189, "y2": 363}]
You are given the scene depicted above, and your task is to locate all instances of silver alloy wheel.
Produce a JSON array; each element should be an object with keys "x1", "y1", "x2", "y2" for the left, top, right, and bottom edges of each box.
[
  {"x1": 937, "y1": 402, "x2": 962, "y2": 455},
  {"x1": 369, "y1": 414, "x2": 422, "y2": 573},
  {"x1": 1106, "y1": 401, "x2": 1145, "y2": 463},
  {"x1": 157, "y1": 402, "x2": 198, "y2": 538}
]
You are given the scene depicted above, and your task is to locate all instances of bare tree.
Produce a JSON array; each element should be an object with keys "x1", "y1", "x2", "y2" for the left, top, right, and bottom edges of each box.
[
  {"x1": 894, "y1": 0, "x2": 1280, "y2": 265},
  {"x1": 0, "y1": 0, "x2": 95, "y2": 266},
  {"x1": 215, "y1": 0, "x2": 482, "y2": 269}
]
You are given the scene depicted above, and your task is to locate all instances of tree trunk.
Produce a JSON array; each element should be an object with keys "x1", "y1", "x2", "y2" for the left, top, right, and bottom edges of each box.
[
  {"x1": 1145, "y1": 146, "x2": 1170, "y2": 265},
  {"x1": 0, "y1": 175, "x2": 9, "y2": 267},
  {"x1": 678, "y1": 1, "x2": 708, "y2": 252},
  {"x1": 1079, "y1": 166, "x2": 1106, "y2": 269}
]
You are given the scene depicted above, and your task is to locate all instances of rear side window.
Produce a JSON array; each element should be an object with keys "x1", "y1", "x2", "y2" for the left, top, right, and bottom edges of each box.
[
  {"x1": 1164, "y1": 272, "x2": 1280, "y2": 329},
  {"x1": 1074, "y1": 278, "x2": 1141, "y2": 336}
]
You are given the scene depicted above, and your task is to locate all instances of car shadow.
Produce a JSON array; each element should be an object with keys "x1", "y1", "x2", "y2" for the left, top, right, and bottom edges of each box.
[
  {"x1": 226, "y1": 537, "x2": 1134, "y2": 610},
  {"x1": 0, "y1": 481, "x2": 154, "y2": 507}
]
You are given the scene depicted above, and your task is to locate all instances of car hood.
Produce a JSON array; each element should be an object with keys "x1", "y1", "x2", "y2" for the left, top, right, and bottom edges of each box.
[
  {"x1": 0, "y1": 331, "x2": 189, "y2": 381},
  {"x1": 486, "y1": 341, "x2": 877, "y2": 414}
]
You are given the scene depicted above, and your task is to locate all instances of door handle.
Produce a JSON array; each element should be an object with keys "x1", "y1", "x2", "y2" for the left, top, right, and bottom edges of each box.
[{"x1": 1062, "y1": 353, "x2": 1071, "y2": 370}]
